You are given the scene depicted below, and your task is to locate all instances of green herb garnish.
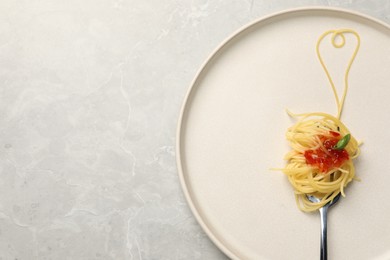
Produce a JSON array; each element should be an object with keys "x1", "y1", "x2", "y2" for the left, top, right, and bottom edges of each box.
[{"x1": 334, "y1": 133, "x2": 351, "y2": 150}]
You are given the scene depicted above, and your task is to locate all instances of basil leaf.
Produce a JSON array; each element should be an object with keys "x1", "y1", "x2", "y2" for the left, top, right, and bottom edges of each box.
[{"x1": 334, "y1": 134, "x2": 351, "y2": 150}]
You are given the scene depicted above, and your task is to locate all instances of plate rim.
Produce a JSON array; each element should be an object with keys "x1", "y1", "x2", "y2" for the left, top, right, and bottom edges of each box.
[{"x1": 176, "y1": 6, "x2": 390, "y2": 260}]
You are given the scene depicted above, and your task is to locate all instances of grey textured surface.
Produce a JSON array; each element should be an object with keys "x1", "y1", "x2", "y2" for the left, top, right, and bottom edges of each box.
[{"x1": 0, "y1": 1, "x2": 388, "y2": 259}]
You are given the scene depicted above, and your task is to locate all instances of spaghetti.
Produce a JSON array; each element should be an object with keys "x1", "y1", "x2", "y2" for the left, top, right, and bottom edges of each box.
[{"x1": 282, "y1": 29, "x2": 361, "y2": 212}]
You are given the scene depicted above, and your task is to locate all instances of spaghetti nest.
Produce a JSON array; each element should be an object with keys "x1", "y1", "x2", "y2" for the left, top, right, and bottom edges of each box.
[
  {"x1": 280, "y1": 28, "x2": 361, "y2": 212},
  {"x1": 283, "y1": 112, "x2": 360, "y2": 212}
]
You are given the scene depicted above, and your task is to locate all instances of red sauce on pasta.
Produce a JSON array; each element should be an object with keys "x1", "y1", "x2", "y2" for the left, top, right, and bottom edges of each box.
[{"x1": 304, "y1": 132, "x2": 349, "y2": 173}]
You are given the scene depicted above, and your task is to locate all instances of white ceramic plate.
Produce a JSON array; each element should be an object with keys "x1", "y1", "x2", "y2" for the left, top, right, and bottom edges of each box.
[{"x1": 177, "y1": 7, "x2": 390, "y2": 260}]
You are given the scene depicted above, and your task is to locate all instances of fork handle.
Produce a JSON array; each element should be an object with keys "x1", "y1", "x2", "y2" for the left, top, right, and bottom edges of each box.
[{"x1": 319, "y1": 206, "x2": 328, "y2": 260}]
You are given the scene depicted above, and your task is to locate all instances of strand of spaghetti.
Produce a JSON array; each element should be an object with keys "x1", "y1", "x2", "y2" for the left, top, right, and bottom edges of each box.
[{"x1": 316, "y1": 29, "x2": 360, "y2": 119}]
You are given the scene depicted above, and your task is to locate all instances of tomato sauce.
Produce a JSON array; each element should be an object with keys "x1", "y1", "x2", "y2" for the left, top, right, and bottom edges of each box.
[{"x1": 304, "y1": 132, "x2": 349, "y2": 173}]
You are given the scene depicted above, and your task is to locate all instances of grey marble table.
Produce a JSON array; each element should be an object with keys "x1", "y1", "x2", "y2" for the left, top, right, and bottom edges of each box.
[{"x1": 0, "y1": 1, "x2": 388, "y2": 259}]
